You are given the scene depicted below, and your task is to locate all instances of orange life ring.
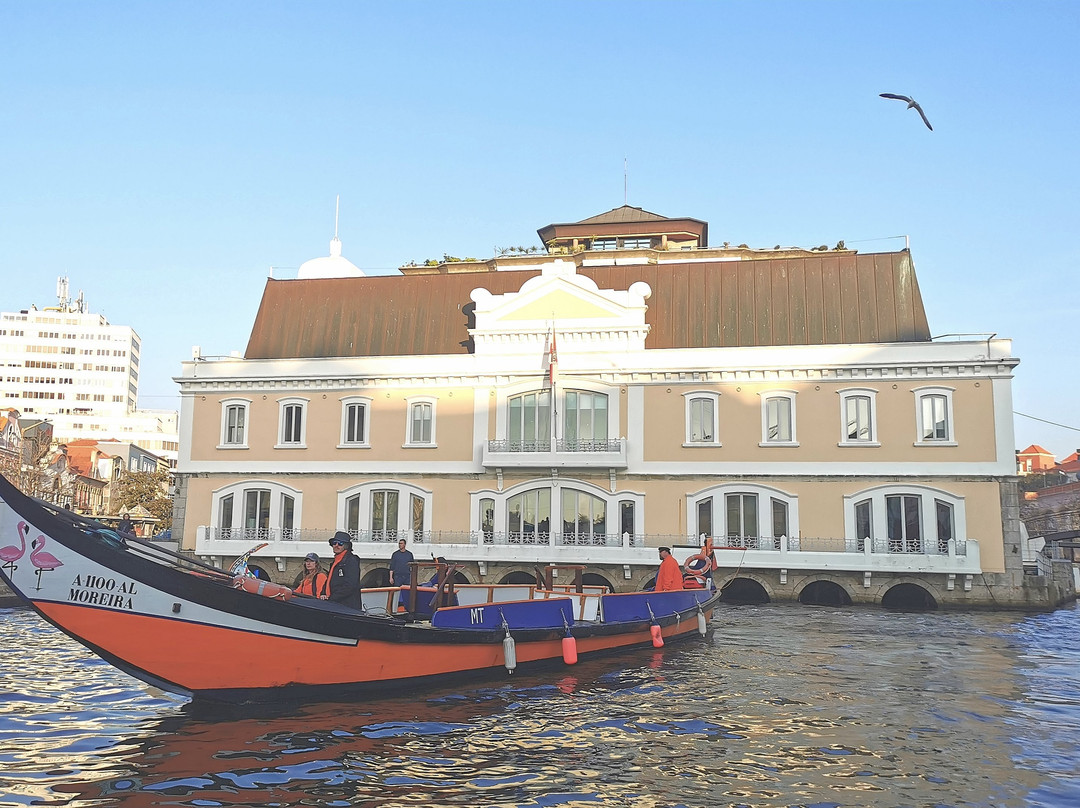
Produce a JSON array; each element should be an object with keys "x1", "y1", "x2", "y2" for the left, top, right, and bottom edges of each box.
[
  {"x1": 683, "y1": 553, "x2": 711, "y2": 576},
  {"x1": 231, "y1": 575, "x2": 294, "y2": 601}
]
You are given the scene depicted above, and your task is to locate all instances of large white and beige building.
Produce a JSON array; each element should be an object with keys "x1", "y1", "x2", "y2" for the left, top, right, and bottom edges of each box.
[{"x1": 173, "y1": 206, "x2": 1074, "y2": 608}]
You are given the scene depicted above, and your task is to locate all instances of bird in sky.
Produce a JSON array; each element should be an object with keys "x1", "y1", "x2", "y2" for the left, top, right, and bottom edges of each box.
[{"x1": 879, "y1": 93, "x2": 933, "y2": 131}]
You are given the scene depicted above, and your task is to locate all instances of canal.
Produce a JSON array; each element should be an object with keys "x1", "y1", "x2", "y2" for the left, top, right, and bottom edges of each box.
[{"x1": 1, "y1": 601, "x2": 1077, "y2": 807}]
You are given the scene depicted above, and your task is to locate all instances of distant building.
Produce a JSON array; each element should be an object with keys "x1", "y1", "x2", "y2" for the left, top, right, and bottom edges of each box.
[
  {"x1": 1017, "y1": 444, "x2": 1057, "y2": 474},
  {"x1": 172, "y1": 205, "x2": 1071, "y2": 608},
  {"x1": 0, "y1": 277, "x2": 179, "y2": 463}
]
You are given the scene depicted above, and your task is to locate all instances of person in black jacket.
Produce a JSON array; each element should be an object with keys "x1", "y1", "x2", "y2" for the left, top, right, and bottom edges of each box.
[{"x1": 320, "y1": 531, "x2": 362, "y2": 609}]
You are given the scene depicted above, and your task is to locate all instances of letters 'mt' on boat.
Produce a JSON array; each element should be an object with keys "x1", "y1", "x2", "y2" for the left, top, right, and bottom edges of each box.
[{"x1": 0, "y1": 474, "x2": 720, "y2": 702}]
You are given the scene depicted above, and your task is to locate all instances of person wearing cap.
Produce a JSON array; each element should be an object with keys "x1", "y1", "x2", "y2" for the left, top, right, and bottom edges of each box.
[
  {"x1": 320, "y1": 531, "x2": 362, "y2": 609},
  {"x1": 291, "y1": 552, "x2": 327, "y2": 597},
  {"x1": 654, "y1": 546, "x2": 684, "y2": 592}
]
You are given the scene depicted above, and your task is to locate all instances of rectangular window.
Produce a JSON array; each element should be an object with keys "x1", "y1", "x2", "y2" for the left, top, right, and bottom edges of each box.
[
  {"x1": 564, "y1": 391, "x2": 607, "y2": 446},
  {"x1": 845, "y1": 396, "x2": 872, "y2": 441},
  {"x1": 689, "y1": 398, "x2": 715, "y2": 442},
  {"x1": 244, "y1": 489, "x2": 270, "y2": 533},
  {"x1": 886, "y1": 494, "x2": 921, "y2": 553},
  {"x1": 282, "y1": 403, "x2": 303, "y2": 444},
  {"x1": 771, "y1": 498, "x2": 788, "y2": 549},
  {"x1": 281, "y1": 494, "x2": 295, "y2": 534},
  {"x1": 410, "y1": 403, "x2": 433, "y2": 444},
  {"x1": 345, "y1": 403, "x2": 366, "y2": 444},
  {"x1": 480, "y1": 497, "x2": 495, "y2": 544},
  {"x1": 509, "y1": 391, "x2": 551, "y2": 449},
  {"x1": 921, "y1": 395, "x2": 948, "y2": 440},
  {"x1": 346, "y1": 494, "x2": 360, "y2": 534},
  {"x1": 766, "y1": 398, "x2": 792, "y2": 442},
  {"x1": 372, "y1": 490, "x2": 399, "y2": 537},
  {"x1": 935, "y1": 500, "x2": 954, "y2": 554},
  {"x1": 697, "y1": 497, "x2": 712, "y2": 539},
  {"x1": 855, "y1": 499, "x2": 872, "y2": 552},
  {"x1": 622, "y1": 237, "x2": 652, "y2": 249},
  {"x1": 219, "y1": 494, "x2": 234, "y2": 531},
  {"x1": 411, "y1": 494, "x2": 424, "y2": 534},
  {"x1": 592, "y1": 238, "x2": 617, "y2": 251},
  {"x1": 620, "y1": 501, "x2": 635, "y2": 539},
  {"x1": 726, "y1": 493, "x2": 758, "y2": 544}
]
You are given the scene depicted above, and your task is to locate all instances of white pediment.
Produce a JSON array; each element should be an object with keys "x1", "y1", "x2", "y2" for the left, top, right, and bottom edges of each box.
[{"x1": 469, "y1": 260, "x2": 651, "y2": 356}]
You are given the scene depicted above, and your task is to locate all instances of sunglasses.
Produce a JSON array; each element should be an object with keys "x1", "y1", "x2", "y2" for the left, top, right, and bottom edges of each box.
[{"x1": 330, "y1": 540, "x2": 346, "y2": 546}]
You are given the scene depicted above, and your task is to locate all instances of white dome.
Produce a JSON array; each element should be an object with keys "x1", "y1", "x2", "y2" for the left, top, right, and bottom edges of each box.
[{"x1": 297, "y1": 237, "x2": 365, "y2": 279}]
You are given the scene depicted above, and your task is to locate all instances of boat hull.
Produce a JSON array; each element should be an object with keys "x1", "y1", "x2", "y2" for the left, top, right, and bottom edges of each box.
[{"x1": 0, "y1": 475, "x2": 719, "y2": 701}]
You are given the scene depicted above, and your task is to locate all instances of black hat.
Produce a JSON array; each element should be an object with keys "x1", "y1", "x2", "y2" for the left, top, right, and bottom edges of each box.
[{"x1": 329, "y1": 531, "x2": 353, "y2": 549}]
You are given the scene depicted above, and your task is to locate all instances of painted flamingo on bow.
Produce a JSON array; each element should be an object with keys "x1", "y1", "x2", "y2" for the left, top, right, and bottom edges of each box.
[
  {"x1": 0, "y1": 521, "x2": 29, "y2": 577},
  {"x1": 30, "y1": 534, "x2": 63, "y2": 591}
]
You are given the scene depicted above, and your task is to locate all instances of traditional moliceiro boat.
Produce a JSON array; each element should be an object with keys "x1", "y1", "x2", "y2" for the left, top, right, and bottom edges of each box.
[{"x1": 0, "y1": 475, "x2": 720, "y2": 702}]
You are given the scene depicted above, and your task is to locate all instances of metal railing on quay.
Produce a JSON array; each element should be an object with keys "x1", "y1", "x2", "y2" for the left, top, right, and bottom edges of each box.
[{"x1": 202, "y1": 527, "x2": 966, "y2": 557}]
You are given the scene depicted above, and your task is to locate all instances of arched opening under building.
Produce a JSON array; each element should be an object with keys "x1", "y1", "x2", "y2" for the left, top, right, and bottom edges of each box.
[
  {"x1": 582, "y1": 572, "x2": 615, "y2": 592},
  {"x1": 799, "y1": 580, "x2": 853, "y2": 607},
  {"x1": 361, "y1": 568, "x2": 390, "y2": 588},
  {"x1": 881, "y1": 583, "x2": 938, "y2": 611},
  {"x1": 720, "y1": 577, "x2": 770, "y2": 605},
  {"x1": 247, "y1": 564, "x2": 270, "y2": 581},
  {"x1": 498, "y1": 571, "x2": 537, "y2": 585}
]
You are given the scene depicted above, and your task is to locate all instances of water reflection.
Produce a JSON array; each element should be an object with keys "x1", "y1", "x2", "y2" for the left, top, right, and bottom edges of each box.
[{"x1": 1, "y1": 603, "x2": 1078, "y2": 807}]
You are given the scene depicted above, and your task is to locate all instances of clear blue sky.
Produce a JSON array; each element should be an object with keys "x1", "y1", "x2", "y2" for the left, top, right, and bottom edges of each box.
[{"x1": 2, "y1": 2, "x2": 1078, "y2": 457}]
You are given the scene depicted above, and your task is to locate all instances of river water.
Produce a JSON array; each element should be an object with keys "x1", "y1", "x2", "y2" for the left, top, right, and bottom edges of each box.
[{"x1": 1, "y1": 602, "x2": 1078, "y2": 808}]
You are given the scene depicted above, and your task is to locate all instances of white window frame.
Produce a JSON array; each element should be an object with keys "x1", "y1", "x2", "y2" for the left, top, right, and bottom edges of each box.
[
  {"x1": 913, "y1": 386, "x2": 956, "y2": 446},
  {"x1": 838, "y1": 387, "x2": 879, "y2": 447},
  {"x1": 338, "y1": 395, "x2": 372, "y2": 448},
  {"x1": 686, "y1": 483, "x2": 799, "y2": 546},
  {"x1": 492, "y1": 379, "x2": 621, "y2": 446},
  {"x1": 337, "y1": 480, "x2": 432, "y2": 538},
  {"x1": 217, "y1": 397, "x2": 251, "y2": 449},
  {"x1": 210, "y1": 479, "x2": 303, "y2": 537},
  {"x1": 404, "y1": 396, "x2": 437, "y2": 448},
  {"x1": 683, "y1": 391, "x2": 721, "y2": 447},
  {"x1": 469, "y1": 478, "x2": 645, "y2": 541},
  {"x1": 275, "y1": 396, "x2": 308, "y2": 448},
  {"x1": 843, "y1": 484, "x2": 966, "y2": 552},
  {"x1": 759, "y1": 391, "x2": 798, "y2": 447}
]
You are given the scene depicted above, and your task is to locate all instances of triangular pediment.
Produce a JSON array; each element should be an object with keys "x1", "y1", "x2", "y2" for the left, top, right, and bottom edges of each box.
[{"x1": 469, "y1": 260, "x2": 651, "y2": 357}]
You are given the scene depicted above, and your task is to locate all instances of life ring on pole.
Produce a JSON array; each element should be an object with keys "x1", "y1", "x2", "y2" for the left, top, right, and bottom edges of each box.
[
  {"x1": 231, "y1": 576, "x2": 294, "y2": 601},
  {"x1": 683, "y1": 553, "x2": 710, "y2": 577}
]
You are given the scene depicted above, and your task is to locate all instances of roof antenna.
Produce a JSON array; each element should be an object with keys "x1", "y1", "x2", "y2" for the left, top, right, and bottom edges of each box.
[
  {"x1": 330, "y1": 195, "x2": 342, "y2": 257},
  {"x1": 623, "y1": 157, "x2": 628, "y2": 205}
]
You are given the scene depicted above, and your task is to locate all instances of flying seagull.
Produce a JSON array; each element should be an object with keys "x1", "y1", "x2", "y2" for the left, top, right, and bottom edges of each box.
[{"x1": 879, "y1": 93, "x2": 933, "y2": 131}]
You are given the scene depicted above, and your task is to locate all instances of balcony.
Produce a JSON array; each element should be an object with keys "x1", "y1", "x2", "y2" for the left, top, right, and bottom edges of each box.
[{"x1": 481, "y1": 438, "x2": 628, "y2": 469}]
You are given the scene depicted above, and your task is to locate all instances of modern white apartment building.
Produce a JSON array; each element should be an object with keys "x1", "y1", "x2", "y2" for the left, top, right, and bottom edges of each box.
[{"x1": 0, "y1": 278, "x2": 179, "y2": 463}]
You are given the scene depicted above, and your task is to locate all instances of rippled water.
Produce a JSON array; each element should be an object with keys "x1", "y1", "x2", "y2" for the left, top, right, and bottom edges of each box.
[{"x1": 1, "y1": 602, "x2": 1079, "y2": 808}]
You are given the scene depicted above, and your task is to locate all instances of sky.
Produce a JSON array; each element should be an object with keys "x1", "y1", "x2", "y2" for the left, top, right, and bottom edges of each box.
[{"x1": 2, "y1": 1, "x2": 1078, "y2": 458}]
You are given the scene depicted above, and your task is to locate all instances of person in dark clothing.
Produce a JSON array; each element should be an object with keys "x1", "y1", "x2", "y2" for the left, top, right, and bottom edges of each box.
[
  {"x1": 117, "y1": 516, "x2": 134, "y2": 536},
  {"x1": 320, "y1": 531, "x2": 362, "y2": 609},
  {"x1": 389, "y1": 539, "x2": 414, "y2": 587}
]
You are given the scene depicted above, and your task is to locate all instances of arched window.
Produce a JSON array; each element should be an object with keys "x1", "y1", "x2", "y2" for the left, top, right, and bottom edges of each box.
[
  {"x1": 688, "y1": 484, "x2": 798, "y2": 549},
  {"x1": 339, "y1": 481, "x2": 432, "y2": 542},
  {"x1": 211, "y1": 480, "x2": 302, "y2": 541},
  {"x1": 508, "y1": 390, "x2": 551, "y2": 450},
  {"x1": 844, "y1": 485, "x2": 964, "y2": 555}
]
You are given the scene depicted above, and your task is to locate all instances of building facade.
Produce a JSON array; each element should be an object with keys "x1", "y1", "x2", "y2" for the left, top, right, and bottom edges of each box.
[
  {"x1": 173, "y1": 207, "x2": 1074, "y2": 609},
  {"x1": 0, "y1": 278, "x2": 179, "y2": 463}
]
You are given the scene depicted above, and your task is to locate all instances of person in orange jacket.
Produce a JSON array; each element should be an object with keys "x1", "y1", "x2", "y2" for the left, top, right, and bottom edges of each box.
[
  {"x1": 291, "y1": 552, "x2": 328, "y2": 597},
  {"x1": 654, "y1": 546, "x2": 684, "y2": 591}
]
